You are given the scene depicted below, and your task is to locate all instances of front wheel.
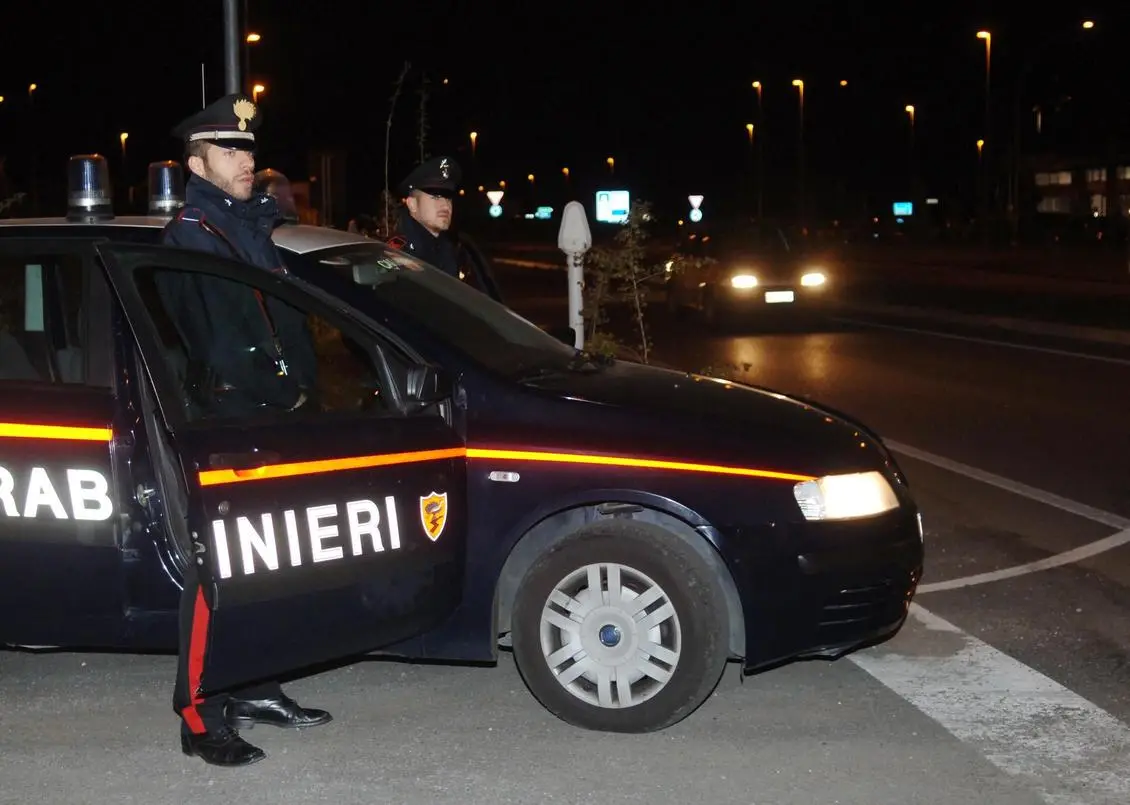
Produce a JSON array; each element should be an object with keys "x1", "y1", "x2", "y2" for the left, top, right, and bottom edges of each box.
[{"x1": 511, "y1": 521, "x2": 729, "y2": 733}]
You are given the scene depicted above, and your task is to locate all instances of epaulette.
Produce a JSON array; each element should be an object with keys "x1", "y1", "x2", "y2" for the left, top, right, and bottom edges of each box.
[{"x1": 169, "y1": 205, "x2": 240, "y2": 257}]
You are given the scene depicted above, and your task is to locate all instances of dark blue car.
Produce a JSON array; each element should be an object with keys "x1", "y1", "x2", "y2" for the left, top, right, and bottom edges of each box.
[{"x1": 0, "y1": 157, "x2": 923, "y2": 733}]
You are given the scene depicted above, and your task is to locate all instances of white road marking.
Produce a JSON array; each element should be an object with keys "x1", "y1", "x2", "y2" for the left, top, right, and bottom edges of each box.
[
  {"x1": 850, "y1": 604, "x2": 1130, "y2": 805},
  {"x1": 917, "y1": 528, "x2": 1130, "y2": 593},
  {"x1": 885, "y1": 440, "x2": 1130, "y2": 531},
  {"x1": 832, "y1": 316, "x2": 1130, "y2": 367},
  {"x1": 884, "y1": 440, "x2": 1130, "y2": 593}
]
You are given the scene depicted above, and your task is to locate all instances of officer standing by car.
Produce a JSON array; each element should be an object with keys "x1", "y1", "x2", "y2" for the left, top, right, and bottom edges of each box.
[
  {"x1": 392, "y1": 156, "x2": 504, "y2": 301},
  {"x1": 392, "y1": 155, "x2": 464, "y2": 277},
  {"x1": 159, "y1": 92, "x2": 332, "y2": 767}
]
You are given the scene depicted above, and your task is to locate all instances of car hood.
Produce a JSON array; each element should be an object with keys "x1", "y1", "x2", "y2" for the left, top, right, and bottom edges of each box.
[
  {"x1": 508, "y1": 359, "x2": 894, "y2": 479},
  {"x1": 718, "y1": 250, "x2": 821, "y2": 277}
]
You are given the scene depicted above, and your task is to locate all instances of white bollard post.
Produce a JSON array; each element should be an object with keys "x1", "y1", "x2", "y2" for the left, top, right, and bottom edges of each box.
[{"x1": 557, "y1": 201, "x2": 592, "y2": 350}]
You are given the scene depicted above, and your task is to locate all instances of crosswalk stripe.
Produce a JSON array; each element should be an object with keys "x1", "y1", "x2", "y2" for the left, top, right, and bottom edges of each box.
[{"x1": 850, "y1": 604, "x2": 1130, "y2": 804}]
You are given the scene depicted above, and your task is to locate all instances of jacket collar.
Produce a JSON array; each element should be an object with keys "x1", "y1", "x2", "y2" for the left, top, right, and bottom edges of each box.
[
  {"x1": 185, "y1": 173, "x2": 279, "y2": 223},
  {"x1": 397, "y1": 207, "x2": 443, "y2": 245}
]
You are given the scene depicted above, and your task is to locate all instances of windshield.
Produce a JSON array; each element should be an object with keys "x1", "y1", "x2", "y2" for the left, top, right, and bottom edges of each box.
[
  {"x1": 695, "y1": 224, "x2": 792, "y2": 257},
  {"x1": 289, "y1": 242, "x2": 578, "y2": 377}
]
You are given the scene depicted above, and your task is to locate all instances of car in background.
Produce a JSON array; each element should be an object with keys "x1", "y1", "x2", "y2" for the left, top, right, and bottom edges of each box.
[{"x1": 664, "y1": 221, "x2": 836, "y2": 326}]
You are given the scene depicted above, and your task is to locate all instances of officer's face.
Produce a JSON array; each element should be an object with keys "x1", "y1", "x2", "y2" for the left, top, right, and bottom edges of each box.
[
  {"x1": 191, "y1": 144, "x2": 257, "y2": 201},
  {"x1": 406, "y1": 190, "x2": 454, "y2": 235}
]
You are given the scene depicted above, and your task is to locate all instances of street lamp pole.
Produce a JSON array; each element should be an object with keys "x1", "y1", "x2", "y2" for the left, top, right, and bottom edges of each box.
[
  {"x1": 752, "y1": 81, "x2": 764, "y2": 219},
  {"x1": 223, "y1": 0, "x2": 240, "y2": 94},
  {"x1": 792, "y1": 79, "x2": 805, "y2": 222}
]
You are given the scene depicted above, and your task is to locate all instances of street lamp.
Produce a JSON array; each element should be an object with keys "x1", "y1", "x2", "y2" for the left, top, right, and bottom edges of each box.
[
  {"x1": 792, "y1": 79, "x2": 805, "y2": 221},
  {"x1": 606, "y1": 156, "x2": 615, "y2": 174},
  {"x1": 905, "y1": 104, "x2": 915, "y2": 125},
  {"x1": 840, "y1": 79, "x2": 849, "y2": 87},
  {"x1": 527, "y1": 173, "x2": 535, "y2": 184},
  {"x1": 1082, "y1": 19, "x2": 1095, "y2": 29},
  {"x1": 752, "y1": 81, "x2": 764, "y2": 218},
  {"x1": 246, "y1": 32, "x2": 261, "y2": 42},
  {"x1": 976, "y1": 31, "x2": 991, "y2": 143},
  {"x1": 562, "y1": 167, "x2": 570, "y2": 179},
  {"x1": 253, "y1": 83, "x2": 265, "y2": 102},
  {"x1": 119, "y1": 132, "x2": 128, "y2": 157},
  {"x1": 469, "y1": 131, "x2": 478, "y2": 156}
]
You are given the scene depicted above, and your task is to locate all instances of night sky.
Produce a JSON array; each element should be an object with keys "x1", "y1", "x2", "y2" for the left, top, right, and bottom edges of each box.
[{"x1": 1, "y1": 2, "x2": 1127, "y2": 225}]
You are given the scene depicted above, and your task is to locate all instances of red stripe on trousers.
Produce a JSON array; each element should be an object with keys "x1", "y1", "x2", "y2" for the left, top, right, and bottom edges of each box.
[{"x1": 181, "y1": 586, "x2": 211, "y2": 734}]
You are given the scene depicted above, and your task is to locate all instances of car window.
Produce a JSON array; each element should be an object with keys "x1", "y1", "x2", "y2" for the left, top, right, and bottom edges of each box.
[
  {"x1": 289, "y1": 243, "x2": 578, "y2": 378},
  {"x1": 0, "y1": 252, "x2": 88, "y2": 384},
  {"x1": 129, "y1": 265, "x2": 394, "y2": 423}
]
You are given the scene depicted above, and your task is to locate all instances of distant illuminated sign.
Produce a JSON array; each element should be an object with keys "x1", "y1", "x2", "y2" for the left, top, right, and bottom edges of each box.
[
  {"x1": 689, "y1": 208, "x2": 703, "y2": 223},
  {"x1": 688, "y1": 195, "x2": 703, "y2": 210},
  {"x1": 489, "y1": 204, "x2": 502, "y2": 218},
  {"x1": 892, "y1": 201, "x2": 913, "y2": 216},
  {"x1": 595, "y1": 190, "x2": 630, "y2": 223},
  {"x1": 486, "y1": 190, "x2": 504, "y2": 206},
  {"x1": 535, "y1": 206, "x2": 554, "y2": 220}
]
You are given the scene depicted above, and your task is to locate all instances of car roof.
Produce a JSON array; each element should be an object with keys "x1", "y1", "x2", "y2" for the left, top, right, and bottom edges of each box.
[{"x1": 0, "y1": 216, "x2": 375, "y2": 255}]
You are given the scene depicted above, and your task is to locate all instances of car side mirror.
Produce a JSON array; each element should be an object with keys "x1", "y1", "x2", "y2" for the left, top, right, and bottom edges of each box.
[
  {"x1": 407, "y1": 364, "x2": 452, "y2": 404},
  {"x1": 352, "y1": 263, "x2": 382, "y2": 285}
]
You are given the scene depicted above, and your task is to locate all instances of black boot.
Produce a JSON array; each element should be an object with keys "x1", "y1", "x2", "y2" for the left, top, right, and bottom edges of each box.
[
  {"x1": 224, "y1": 692, "x2": 333, "y2": 730},
  {"x1": 181, "y1": 726, "x2": 265, "y2": 767}
]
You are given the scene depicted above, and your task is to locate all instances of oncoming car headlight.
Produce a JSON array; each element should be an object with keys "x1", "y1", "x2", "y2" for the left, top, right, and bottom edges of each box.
[
  {"x1": 792, "y1": 471, "x2": 899, "y2": 521},
  {"x1": 730, "y1": 274, "x2": 758, "y2": 289},
  {"x1": 800, "y1": 271, "x2": 826, "y2": 287}
]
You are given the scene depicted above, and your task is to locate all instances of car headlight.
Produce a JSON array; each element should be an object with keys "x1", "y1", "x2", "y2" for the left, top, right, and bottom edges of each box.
[
  {"x1": 800, "y1": 271, "x2": 826, "y2": 287},
  {"x1": 793, "y1": 471, "x2": 899, "y2": 521},
  {"x1": 730, "y1": 274, "x2": 758, "y2": 289}
]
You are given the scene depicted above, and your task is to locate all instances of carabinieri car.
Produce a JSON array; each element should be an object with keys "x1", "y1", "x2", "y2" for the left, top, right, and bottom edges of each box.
[{"x1": 0, "y1": 155, "x2": 923, "y2": 733}]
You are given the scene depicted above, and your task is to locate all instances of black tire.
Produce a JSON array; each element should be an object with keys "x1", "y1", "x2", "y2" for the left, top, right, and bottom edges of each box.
[{"x1": 511, "y1": 520, "x2": 729, "y2": 733}]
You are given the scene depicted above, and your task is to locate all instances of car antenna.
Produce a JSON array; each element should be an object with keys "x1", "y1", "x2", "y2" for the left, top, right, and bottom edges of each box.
[{"x1": 200, "y1": 63, "x2": 206, "y2": 108}]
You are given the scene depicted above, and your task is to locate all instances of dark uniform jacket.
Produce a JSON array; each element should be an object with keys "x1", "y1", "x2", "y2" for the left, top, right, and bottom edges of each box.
[
  {"x1": 394, "y1": 207, "x2": 461, "y2": 278},
  {"x1": 159, "y1": 174, "x2": 317, "y2": 414}
]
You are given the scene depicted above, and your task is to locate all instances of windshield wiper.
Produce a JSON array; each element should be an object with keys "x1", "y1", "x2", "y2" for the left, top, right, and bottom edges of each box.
[
  {"x1": 513, "y1": 350, "x2": 612, "y2": 381},
  {"x1": 567, "y1": 349, "x2": 614, "y2": 371}
]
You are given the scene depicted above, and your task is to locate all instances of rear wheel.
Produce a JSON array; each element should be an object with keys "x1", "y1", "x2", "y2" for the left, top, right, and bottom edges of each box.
[{"x1": 511, "y1": 520, "x2": 729, "y2": 732}]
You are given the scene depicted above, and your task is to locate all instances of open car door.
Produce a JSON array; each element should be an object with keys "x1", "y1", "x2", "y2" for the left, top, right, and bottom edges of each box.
[{"x1": 95, "y1": 241, "x2": 467, "y2": 693}]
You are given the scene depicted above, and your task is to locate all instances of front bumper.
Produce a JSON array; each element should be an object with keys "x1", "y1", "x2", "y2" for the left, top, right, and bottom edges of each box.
[
  {"x1": 716, "y1": 284, "x2": 828, "y2": 312},
  {"x1": 729, "y1": 507, "x2": 923, "y2": 672}
]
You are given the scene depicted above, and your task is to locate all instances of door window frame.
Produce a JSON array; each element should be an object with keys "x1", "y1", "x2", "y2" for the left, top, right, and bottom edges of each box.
[
  {"x1": 96, "y1": 242, "x2": 441, "y2": 436},
  {"x1": 0, "y1": 238, "x2": 114, "y2": 389}
]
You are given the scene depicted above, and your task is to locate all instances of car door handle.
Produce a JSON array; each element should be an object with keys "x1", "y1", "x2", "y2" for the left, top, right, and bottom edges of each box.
[{"x1": 208, "y1": 450, "x2": 282, "y2": 470}]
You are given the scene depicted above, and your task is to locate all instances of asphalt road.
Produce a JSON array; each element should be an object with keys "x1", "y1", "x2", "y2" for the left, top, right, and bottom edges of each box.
[
  {"x1": 485, "y1": 241, "x2": 1130, "y2": 328},
  {"x1": 3, "y1": 270, "x2": 1130, "y2": 804}
]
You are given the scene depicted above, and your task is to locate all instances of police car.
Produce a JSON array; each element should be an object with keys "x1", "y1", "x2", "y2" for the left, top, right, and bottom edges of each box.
[{"x1": 0, "y1": 155, "x2": 923, "y2": 733}]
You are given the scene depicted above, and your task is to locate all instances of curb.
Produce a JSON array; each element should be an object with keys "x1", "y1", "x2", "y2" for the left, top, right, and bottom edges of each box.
[
  {"x1": 837, "y1": 303, "x2": 1130, "y2": 346},
  {"x1": 492, "y1": 257, "x2": 561, "y2": 271}
]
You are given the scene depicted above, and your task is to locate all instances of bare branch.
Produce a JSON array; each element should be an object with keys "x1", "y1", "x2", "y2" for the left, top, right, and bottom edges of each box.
[{"x1": 383, "y1": 61, "x2": 412, "y2": 234}]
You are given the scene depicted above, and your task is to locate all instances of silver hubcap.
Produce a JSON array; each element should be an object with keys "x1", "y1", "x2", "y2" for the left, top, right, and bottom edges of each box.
[{"x1": 538, "y1": 562, "x2": 682, "y2": 709}]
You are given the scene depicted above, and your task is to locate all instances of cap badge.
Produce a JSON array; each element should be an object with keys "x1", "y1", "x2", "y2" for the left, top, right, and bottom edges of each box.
[
  {"x1": 439, "y1": 158, "x2": 450, "y2": 179},
  {"x1": 233, "y1": 98, "x2": 258, "y2": 131}
]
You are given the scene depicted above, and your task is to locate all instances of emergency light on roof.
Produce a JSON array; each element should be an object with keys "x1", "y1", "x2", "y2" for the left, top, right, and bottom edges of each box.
[
  {"x1": 148, "y1": 160, "x2": 185, "y2": 216},
  {"x1": 66, "y1": 154, "x2": 113, "y2": 222}
]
